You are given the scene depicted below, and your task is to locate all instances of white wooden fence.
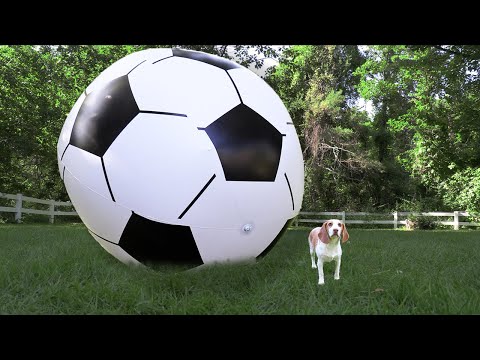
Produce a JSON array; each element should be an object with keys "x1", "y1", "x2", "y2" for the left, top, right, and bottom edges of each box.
[
  {"x1": 0, "y1": 192, "x2": 77, "y2": 223},
  {"x1": 295, "y1": 211, "x2": 480, "y2": 230},
  {"x1": 2, "y1": 191, "x2": 480, "y2": 230}
]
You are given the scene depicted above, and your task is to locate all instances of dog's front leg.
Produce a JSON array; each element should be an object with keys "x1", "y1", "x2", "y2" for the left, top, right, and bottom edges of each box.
[
  {"x1": 317, "y1": 257, "x2": 325, "y2": 285},
  {"x1": 334, "y1": 255, "x2": 341, "y2": 280},
  {"x1": 310, "y1": 246, "x2": 317, "y2": 269}
]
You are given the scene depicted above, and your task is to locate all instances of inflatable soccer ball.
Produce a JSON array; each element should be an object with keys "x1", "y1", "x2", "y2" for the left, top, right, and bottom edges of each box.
[{"x1": 57, "y1": 48, "x2": 304, "y2": 268}]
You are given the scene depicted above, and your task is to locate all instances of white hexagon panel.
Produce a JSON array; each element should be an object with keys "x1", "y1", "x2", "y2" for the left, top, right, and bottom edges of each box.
[{"x1": 57, "y1": 47, "x2": 304, "y2": 269}]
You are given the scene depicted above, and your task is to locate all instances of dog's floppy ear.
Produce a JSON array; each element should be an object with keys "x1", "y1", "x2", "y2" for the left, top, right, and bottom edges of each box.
[
  {"x1": 319, "y1": 222, "x2": 330, "y2": 244},
  {"x1": 341, "y1": 223, "x2": 349, "y2": 243}
]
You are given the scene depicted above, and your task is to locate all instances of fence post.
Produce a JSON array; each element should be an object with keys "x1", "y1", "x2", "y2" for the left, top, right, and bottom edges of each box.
[
  {"x1": 341, "y1": 211, "x2": 346, "y2": 224},
  {"x1": 15, "y1": 193, "x2": 23, "y2": 223},
  {"x1": 49, "y1": 200, "x2": 55, "y2": 224},
  {"x1": 393, "y1": 211, "x2": 398, "y2": 230},
  {"x1": 454, "y1": 211, "x2": 459, "y2": 230}
]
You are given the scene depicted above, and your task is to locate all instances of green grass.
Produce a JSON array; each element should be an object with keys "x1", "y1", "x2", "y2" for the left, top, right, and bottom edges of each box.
[{"x1": 0, "y1": 224, "x2": 479, "y2": 314}]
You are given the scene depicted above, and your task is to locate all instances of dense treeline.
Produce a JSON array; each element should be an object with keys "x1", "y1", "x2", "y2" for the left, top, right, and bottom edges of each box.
[
  {"x1": 1, "y1": 45, "x2": 479, "y2": 215},
  {"x1": 269, "y1": 45, "x2": 480, "y2": 214}
]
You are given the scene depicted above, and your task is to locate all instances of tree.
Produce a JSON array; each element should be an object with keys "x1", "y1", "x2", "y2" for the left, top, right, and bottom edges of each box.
[
  {"x1": 269, "y1": 45, "x2": 402, "y2": 211},
  {"x1": 356, "y1": 45, "x2": 480, "y2": 212}
]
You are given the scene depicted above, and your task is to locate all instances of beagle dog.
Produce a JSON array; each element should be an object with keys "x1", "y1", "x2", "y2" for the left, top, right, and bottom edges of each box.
[{"x1": 308, "y1": 219, "x2": 349, "y2": 285}]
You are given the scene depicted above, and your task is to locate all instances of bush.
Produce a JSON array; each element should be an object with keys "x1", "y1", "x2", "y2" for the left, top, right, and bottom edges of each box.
[
  {"x1": 406, "y1": 215, "x2": 437, "y2": 230},
  {"x1": 440, "y1": 167, "x2": 480, "y2": 215},
  {"x1": 416, "y1": 216, "x2": 437, "y2": 230}
]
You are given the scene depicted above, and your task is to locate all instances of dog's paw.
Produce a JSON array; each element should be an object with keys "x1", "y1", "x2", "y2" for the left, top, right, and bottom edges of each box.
[
  {"x1": 311, "y1": 264, "x2": 317, "y2": 269},
  {"x1": 334, "y1": 276, "x2": 340, "y2": 280},
  {"x1": 318, "y1": 280, "x2": 325, "y2": 285}
]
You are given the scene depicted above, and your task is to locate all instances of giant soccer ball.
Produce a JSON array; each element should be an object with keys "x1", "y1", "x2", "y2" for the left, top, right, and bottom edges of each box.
[{"x1": 57, "y1": 48, "x2": 304, "y2": 268}]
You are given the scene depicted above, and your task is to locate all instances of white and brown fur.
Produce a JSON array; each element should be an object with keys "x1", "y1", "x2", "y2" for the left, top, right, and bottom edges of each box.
[{"x1": 308, "y1": 219, "x2": 349, "y2": 285}]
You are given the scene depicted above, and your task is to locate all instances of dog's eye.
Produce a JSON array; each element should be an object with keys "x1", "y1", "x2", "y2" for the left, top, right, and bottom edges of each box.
[{"x1": 328, "y1": 222, "x2": 332, "y2": 227}]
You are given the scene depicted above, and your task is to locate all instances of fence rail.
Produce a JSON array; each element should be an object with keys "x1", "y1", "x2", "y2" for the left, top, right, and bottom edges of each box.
[
  {"x1": 2, "y1": 191, "x2": 480, "y2": 229},
  {"x1": 295, "y1": 211, "x2": 480, "y2": 230},
  {"x1": 0, "y1": 192, "x2": 77, "y2": 223}
]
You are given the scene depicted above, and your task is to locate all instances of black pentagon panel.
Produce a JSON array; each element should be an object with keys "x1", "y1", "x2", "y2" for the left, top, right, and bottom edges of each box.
[
  {"x1": 204, "y1": 104, "x2": 283, "y2": 181},
  {"x1": 119, "y1": 213, "x2": 203, "y2": 266},
  {"x1": 70, "y1": 76, "x2": 139, "y2": 157},
  {"x1": 256, "y1": 218, "x2": 293, "y2": 260},
  {"x1": 172, "y1": 48, "x2": 241, "y2": 70}
]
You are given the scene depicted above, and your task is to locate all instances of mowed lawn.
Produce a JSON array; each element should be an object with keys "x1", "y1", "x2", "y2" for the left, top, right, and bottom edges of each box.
[{"x1": 0, "y1": 224, "x2": 479, "y2": 314}]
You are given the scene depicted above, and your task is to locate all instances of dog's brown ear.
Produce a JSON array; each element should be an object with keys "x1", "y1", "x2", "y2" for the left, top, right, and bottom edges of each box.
[
  {"x1": 319, "y1": 222, "x2": 330, "y2": 244},
  {"x1": 341, "y1": 223, "x2": 349, "y2": 243}
]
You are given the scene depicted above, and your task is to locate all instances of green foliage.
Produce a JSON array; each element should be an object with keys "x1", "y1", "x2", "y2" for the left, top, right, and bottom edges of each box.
[
  {"x1": 355, "y1": 45, "x2": 480, "y2": 212},
  {"x1": 270, "y1": 45, "x2": 416, "y2": 211},
  {"x1": 439, "y1": 167, "x2": 480, "y2": 215}
]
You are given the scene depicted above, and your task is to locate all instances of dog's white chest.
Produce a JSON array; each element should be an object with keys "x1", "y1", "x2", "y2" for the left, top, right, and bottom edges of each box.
[{"x1": 317, "y1": 238, "x2": 342, "y2": 262}]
